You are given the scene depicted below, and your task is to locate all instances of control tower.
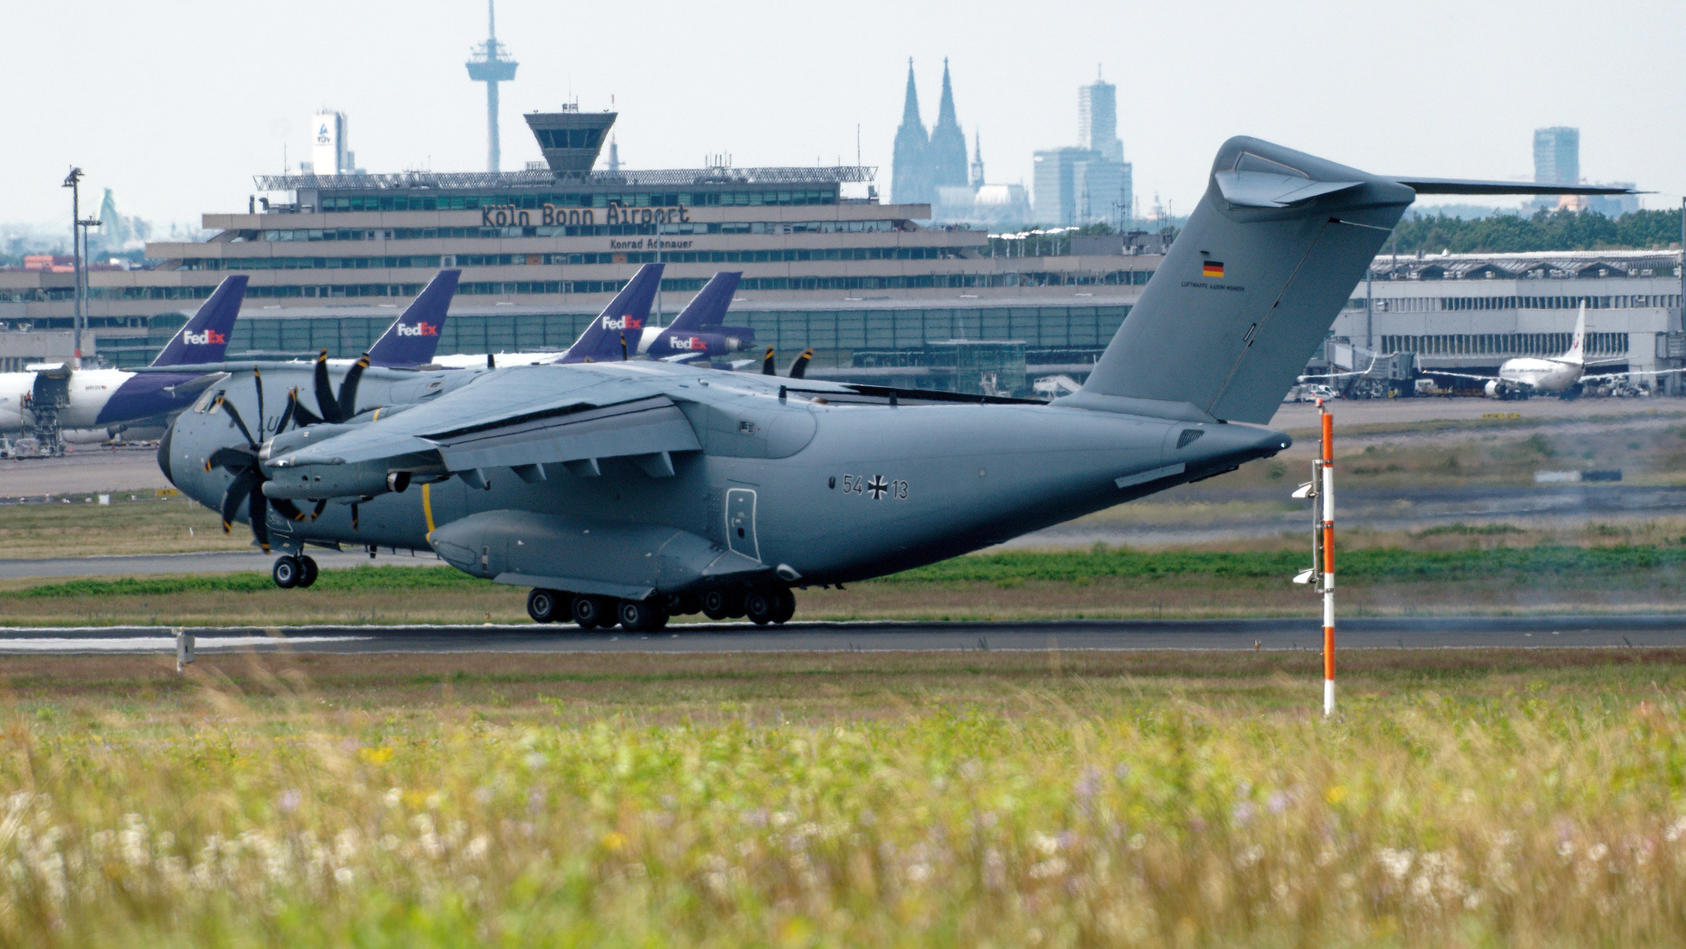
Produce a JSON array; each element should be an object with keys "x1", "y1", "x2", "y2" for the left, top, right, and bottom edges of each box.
[{"x1": 465, "y1": 0, "x2": 518, "y2": 172}]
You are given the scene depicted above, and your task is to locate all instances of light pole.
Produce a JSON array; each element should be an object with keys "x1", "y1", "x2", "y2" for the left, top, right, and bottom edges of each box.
[{"x1": 62, "y1": 168, "x2": 83, "y2": 368}]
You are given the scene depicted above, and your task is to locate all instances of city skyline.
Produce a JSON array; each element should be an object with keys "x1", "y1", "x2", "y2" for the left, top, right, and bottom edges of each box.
[{"x1": 3, "y1": 0, "x2": 1682, "y2": 231}]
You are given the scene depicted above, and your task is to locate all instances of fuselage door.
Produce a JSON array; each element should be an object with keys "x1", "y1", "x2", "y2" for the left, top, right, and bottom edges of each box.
[{"x1": 725, "y1": 487, "x2": 759, "y2": 561}]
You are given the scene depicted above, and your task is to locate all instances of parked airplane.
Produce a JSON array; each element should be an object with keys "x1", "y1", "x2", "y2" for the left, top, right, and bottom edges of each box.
[
  {"x1": 1426, "y1": 303, "x2": 1680, "y2": 398},
  {"x1": 0, "y1": 275, "x2": 248, "y2": 447},
  {"x1": 431, "y1": 267, "x2": 755, "y2": 370},
  {"x1": 432, "y1": 264, "x2": 666, "y2": 368},
  {"x1": 158, "y1": 136, "x2": 1631, "y2": 625}
]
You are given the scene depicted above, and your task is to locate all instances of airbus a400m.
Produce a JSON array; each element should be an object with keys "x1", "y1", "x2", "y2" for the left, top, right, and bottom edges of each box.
[{"x1": 158, "y1": 136, "x2": 1628, "y2": 630}]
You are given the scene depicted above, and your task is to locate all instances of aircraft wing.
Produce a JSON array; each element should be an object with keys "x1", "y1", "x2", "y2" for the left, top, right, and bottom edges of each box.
[
  {"x1": 260, "y1": 366, "x2": 702, "y2": 499},
  {"x1": 1580, "y1": 367, "x2": 1686, "y2": 384},
  {"x1": 1420, "y1": 369, "x2": 1503, "y2": 384},
  {"x1": 1299, "y1": 356, "x2": 1377, "y2": 381}
]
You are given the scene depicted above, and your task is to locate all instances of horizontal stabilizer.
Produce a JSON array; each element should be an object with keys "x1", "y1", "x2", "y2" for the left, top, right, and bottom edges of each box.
[
  {"x1": 1393, "y1": 178, "x2": 1638, "y2": 196},
  {"x1": 1214, "y1": 172, "x2": 1362, "y2": 208}
]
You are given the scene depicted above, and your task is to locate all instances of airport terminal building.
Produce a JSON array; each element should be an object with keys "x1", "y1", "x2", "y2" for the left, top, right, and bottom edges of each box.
[{"x1": 1, "y1": 110, "x2": 1681, "y2": 396}]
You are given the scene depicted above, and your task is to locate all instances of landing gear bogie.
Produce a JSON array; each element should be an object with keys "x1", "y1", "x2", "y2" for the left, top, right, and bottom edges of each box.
[
  {"x1": 616, "y1": 598, "x2": 670, "y2": 633},
  {"x1": 527, "y1": 588, "x2": 565, "y2": 624},
  {"x1": 572, "y1": 595, "x2": 613, "y2": 629}
]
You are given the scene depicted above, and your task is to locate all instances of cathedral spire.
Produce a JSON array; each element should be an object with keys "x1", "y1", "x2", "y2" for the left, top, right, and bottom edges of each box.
[
  {"x1": 970, "y1": 129, "x2": 984, "y2": 188},
  {"x1": 928, "y1": 56, "x2": 968, "y2": 190},
  {"x1": 892, "y1": 57, "x2": 932, "y2": 206},
  {"x1": 900, "y1": 57, "x2": 923, "y2": 130}
]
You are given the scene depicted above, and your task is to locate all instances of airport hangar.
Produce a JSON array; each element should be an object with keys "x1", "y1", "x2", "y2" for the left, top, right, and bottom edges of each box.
[{"x1": 0, "y1": 110, "x2": 1680, "y2": 394}]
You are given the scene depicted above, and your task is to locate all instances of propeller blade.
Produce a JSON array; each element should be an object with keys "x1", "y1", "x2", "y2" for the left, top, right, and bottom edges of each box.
[
  {"x1": 350, "y1": 502, "x2": 360, "y2": 531},
  {"x1": 761, "y1": 346, "x2": 777, "y2": 375},
  {"x1": 788, "y1": 349, "x2": 814, "y2": 379},
  {"x1": 252, "y1": 369, "x2": 266, "y2": 436},
  {"x1": 248, "y1": 491, "x2": 270, "y2": 553},
  {"x1": 207, "y1": 445, "x2": 255, "y2": 473},
  {"x1": 220, "y1": 469, "x2": 259, "y2": 534},
  {"x1": 309, "y1": 499, "x2": 326, "y2": 521},
  {"x1": 313, "y1": 349, "x2": 341, "y2": 424},
  {"x1": 270, "y1": 497, "x2": 306, "y2": 522},
  {"x1": 338, "y1": 354, "x2": 370, "y2": 420},
  {"x1": 277, "y1": 388, "x2": 300, "y2": 432},
  {"x1": 214, "y1": 395, "x2": 257, "y2": 447}
]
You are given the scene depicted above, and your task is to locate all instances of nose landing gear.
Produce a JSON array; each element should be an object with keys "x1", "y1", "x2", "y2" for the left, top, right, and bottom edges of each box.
[{"x1": 271, "y1": 553, "x2": 319, "y2": 589}]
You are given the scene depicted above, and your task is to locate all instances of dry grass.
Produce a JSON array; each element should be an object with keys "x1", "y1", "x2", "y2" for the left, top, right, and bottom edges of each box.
[{"x1": 4, "y1": 649, "x2": 1686, "y2": 945}]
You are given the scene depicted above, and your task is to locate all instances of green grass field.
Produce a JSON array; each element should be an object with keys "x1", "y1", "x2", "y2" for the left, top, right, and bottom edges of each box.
[
  {"x1": 5, "y1": 541, "x2": 1686, "y2": 626},
  {"x1": 4, "y1": 649, "x2": 1686, "y2": 945}
]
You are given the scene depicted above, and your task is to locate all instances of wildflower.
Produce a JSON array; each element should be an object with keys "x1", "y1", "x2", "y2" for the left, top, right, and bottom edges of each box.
[
  {"x1": 276, "y1": 789, "x2": 301, "y2": 814},
  {"x1": 601, "y1": 831, "x2": 626, "y2": 853}
]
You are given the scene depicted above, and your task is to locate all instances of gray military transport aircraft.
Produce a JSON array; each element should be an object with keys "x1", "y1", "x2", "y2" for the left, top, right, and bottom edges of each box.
[{"x1": 157, "y1": 136, "x2": 1625, "y2": 629}]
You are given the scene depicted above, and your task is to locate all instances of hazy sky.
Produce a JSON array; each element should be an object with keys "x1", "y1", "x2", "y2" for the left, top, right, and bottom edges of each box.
[{"x1": 5, "y1": 0, "x2": 1683, "y2": 230}]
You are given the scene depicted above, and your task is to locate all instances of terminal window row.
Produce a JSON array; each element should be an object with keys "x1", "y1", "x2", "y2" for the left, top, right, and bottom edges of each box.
[
  {"x1": 1347, "y1": 294, "x2": 1684, "y2": 313},
  {"x1": 182, "y1": 246, "x2": 962, "y2": 271},
  {"x1": 314, "y1": 189, "x2": 840, "y2": 213},
  {"x1": 1380, "y1": 332, "x2": 1629, "y2": 358},
  {"x1": 247, "y1": 220, "x2": 900, "y2": 243}
]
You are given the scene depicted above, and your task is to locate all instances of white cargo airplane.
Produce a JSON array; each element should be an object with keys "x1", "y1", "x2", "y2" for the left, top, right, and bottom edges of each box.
[{"x1": 1429, "y1": 303, "x2": 1680, "y2": 398}]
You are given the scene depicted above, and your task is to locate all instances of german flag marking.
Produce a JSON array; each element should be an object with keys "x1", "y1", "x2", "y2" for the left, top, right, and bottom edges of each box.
[{"x1": 1202, "y1": 260, "x2": 1225, "y2": 279}]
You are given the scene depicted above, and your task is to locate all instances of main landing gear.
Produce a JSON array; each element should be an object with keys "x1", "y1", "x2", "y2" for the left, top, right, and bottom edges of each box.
[
  {"x1": 271, "y1": 553, "x2": 319, "y2": 589},
  {"x1": 525, "y1": 583, "x2": 798, "y2": 630}
]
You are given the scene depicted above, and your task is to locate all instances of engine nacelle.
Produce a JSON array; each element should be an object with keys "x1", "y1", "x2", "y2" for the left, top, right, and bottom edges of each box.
[{"x1": 1484, "y1": 380, "x2": 1502, "y2": 398}]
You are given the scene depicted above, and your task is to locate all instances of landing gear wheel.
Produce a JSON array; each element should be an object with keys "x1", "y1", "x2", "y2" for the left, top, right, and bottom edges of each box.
[
  {"x1": 296, "y1": 555, "x2": 319, "y2": 589},
  {"x1": 617, "y1": 598, "x2": 669, "y2": 633},
  {"x1": 527, "y1": 588, "x2": 564, "y2": 624},
  {"x1": 744, "y1": 587, "x2": 778, "y2": 626},
  {"x1": 701, "y1": 588, "x2": 742, "y2": 621},
  {"x1": 665, "y1": 592, "x2": 702, "y2": 616},
  {"x1": 772, "y1": 587, "x2": 796, "y2": 625},
  {"x1": 272, "y1": 555, "x2": 300, "y2": 589},
  {"x1": 572, "y1": 595, "x2": 612, "y2": 630}
]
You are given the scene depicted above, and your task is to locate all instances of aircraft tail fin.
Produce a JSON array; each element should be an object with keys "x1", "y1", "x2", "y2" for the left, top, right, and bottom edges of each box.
[
  {"x1": 1063, "y1": 137, "x2": 1416, "y2": 424},
  {"x1": 367, "y1": 269, "x2": 461, "y2": 367},
  {"x1": 150, "y1": 275, "x2": 248, "y2": 367},
  {"x1": 666, "y1": 271, "x2": 742, "y2": 332},
  {"x1": 559, "y1": 263, "x2": 665, "y2": 363},
  {"x1": 1564, "y1": 302, "x2": 1587, "y2": 365}
]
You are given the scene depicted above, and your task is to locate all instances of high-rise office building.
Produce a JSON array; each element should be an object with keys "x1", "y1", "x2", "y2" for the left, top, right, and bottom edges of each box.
[
  {"x1": 1078, "y1": 75, "x2": 1124, "y2": 162},
  {"x1": 1031, "y1": 74, "x2": 1132, "y2": 227},
  {"x1": 1533, "y1": 126, "x2": 1580, "y2": 186}
]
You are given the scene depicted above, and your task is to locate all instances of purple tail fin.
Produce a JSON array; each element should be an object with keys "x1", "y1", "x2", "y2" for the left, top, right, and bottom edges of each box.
[
  {"x1": 557, "y1": 263, "x2": 664, "y2": 363},
  {"x1": 149, "y1": 275, "x2": 248, "y2": 367},
  {"x1": 367, "y1": 270, "x2": 461, "y2": 367},
  {"x1": 664, "y1": 271, "x2": 741, "y2": 333}
]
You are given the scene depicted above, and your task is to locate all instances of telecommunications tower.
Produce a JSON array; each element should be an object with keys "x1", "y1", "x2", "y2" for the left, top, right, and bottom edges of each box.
[{"x1": 465, "y1": 0, "x2": 518, "y2": 172}]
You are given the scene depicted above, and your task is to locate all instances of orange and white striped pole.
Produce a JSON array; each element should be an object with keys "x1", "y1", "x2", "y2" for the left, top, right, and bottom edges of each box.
[{"x1": 1319, "y1": 402, "x2": 1336, "y2": 717}]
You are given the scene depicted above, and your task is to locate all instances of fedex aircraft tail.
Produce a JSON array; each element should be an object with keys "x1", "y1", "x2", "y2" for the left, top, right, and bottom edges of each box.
[
  {"x1": 367, "y1": 269, "x2": 461, "y2": 367},
  {"x1": 1563, "y1": 302, "x2": 1587, "y2": 366},
  {"x1": 558, "y1": 263, "x2": 665, "y2": 363},
  {"x1": 665, "y1": 272, "x2": 742, "y2": 332},
  {"x1": 150, "y1": 275, "x2": 248, "y2": 367}
]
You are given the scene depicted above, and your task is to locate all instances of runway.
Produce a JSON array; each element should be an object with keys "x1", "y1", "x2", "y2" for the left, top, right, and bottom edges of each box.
[{"x1": 4, "y1": 615, "x2": 1684, "y2": 655}]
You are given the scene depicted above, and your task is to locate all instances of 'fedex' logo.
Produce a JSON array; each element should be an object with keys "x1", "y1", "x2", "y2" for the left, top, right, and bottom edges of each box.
[
  {"x1": 601, "y1": 315, "x2": 643, "y2": 331},
  {"x1": 182, "y1": 329, "x2": 226, "y2": 346},
  {"x1": 676, "y1": 336, "x2": 708, "y2": 351},
  {"x1": 395, "y1": 322, "x2": 439, "y2": 337}
]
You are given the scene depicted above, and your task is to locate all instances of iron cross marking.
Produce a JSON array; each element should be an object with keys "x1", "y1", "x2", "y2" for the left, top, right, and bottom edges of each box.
[{"x1": 867, "y1": 475, "x2": 888, "y2": 500}]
